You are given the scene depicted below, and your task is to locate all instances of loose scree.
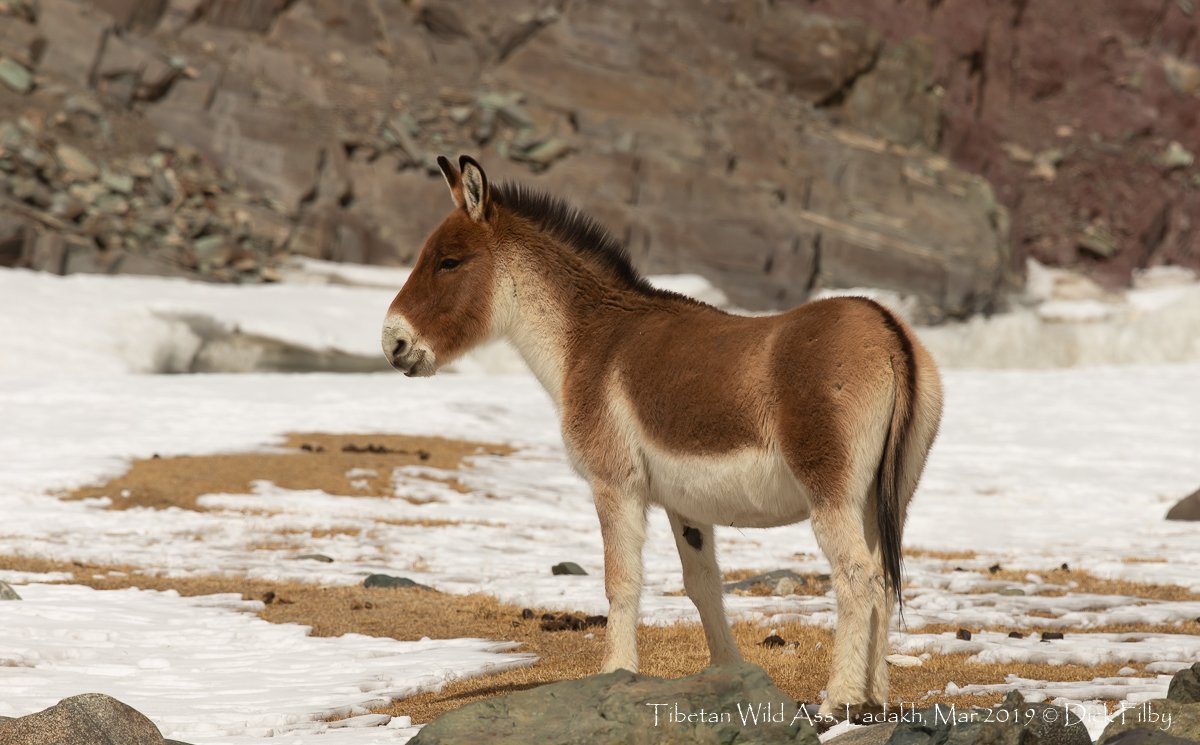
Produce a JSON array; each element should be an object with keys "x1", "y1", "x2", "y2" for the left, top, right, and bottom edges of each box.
[{"x1": 381, "y1": 154, "x2": 944, "y2": 717}]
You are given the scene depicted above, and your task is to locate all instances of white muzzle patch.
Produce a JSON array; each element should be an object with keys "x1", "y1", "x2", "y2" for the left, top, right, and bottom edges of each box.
[{"x1": 381, "y1": 313, "x2": 437, "y2": 377}]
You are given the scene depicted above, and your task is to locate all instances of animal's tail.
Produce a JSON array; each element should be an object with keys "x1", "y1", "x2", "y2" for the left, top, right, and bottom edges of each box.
[{"x1": 873, "y1": 310, "x2": 916, "y2": 618}]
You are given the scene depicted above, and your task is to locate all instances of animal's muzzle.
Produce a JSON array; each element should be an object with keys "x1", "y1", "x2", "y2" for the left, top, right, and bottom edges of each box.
[{"x1": 381, "y1": 314, "x2": 436, "y2": 377}]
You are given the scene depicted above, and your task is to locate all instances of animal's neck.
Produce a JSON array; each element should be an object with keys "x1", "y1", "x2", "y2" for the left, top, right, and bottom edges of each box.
[{"x1": 496, "y1": 238, "x2": 657, "y2": 409}]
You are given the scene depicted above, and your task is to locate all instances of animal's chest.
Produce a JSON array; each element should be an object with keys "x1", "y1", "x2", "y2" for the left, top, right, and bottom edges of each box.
[{"x1": 640, "y1": 444, "x2": 811, "y2": 529}]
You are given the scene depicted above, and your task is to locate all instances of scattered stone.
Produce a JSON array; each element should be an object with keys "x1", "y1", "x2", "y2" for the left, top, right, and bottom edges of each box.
[
  {"x1": 1168, "y1": 662, "x2": 1200, "y2": 704},
  {"x1": 1157, "y1": 141, "x2": 1195, "y2": 170},
  {"x1": 724, "y1": 569, "x2": 810, "y2": 594},
  {"x1": 1008, "y1": 631, "x2": 1025, "y2": 638},
  {"x1": 0, "y1": 693, "x2": 166, "y2": 745},
  {"x1": 988, "y1": 564, "x2": 1002, "y2": 573},
  {"x1": 761, "y1": 634, "x2": 787, "y2": 648},
  {"x1": 1078, "y1": 222, "x2": 1120, "y2": 259},
  {"x1": 408, "y1": 662, "x2": 818, "y2": 744},
  {"x1": 293, "y1": 553, "x2": 334, "y2": 563},
  {"x1": 1041, "y1": 631, "x2": 1065, "y2": 641},
  {"x1": 539, "y1": 612, "x2": 588, "y2": 632},
  {"x1": 1166, "y1": 488, "x2": 1200, "y2": 521},
  {"x1": 520, "y1": 608, "x2": 534, "y2": 620},
  {"x1": 884, "y1": 654, "x2": 923, "y2": 667},
  {"x1": 955, "y1": 628, "x2": 972, "y2": 641},
  {"x1": 773, "y1": 576, "x2": 804, "y2": 596},
  {"x1": 0, "y1": 57, "x2": 32, "y2": 93},
  {"x1": 0, "y1": 580, "x2": 21, "y2": 600},
  {"x1": 999, "y1": 587, "x2": 1027, "y2": 596},
  {"x1": 363, "y1": 574, "x2": 431, "y2": 590},
  {"x1": 54, "y1": 144, "x2": 100, "y2": 181},
  {"x1": 551, "y1": 561, "x2": 587, "y2": 576}
]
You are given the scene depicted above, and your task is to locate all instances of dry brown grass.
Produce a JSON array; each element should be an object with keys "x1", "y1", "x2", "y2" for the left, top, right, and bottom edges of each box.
[
  {"x1": 969, "y1": 566, "x2": 1200, "y2": 602},
  {"x1": 0, "y1": 554, "x2": 1169, "y2": 724},
  {"x1": 60, "y1": 433, "x2": 511, "y2": 510}
]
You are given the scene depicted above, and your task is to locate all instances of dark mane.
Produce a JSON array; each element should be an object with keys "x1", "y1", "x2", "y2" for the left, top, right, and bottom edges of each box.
[{"x1": 492, "y1": 182, "x2": 664, "y2": 297}]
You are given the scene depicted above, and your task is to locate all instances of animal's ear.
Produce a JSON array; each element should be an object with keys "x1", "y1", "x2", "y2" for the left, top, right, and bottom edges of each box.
[
  {"x1": 437, "y1": 155, "x2": 464, "y2": 208},
  {"x1": 458, "y1": 155, "x2": 491, "y2": 222}
]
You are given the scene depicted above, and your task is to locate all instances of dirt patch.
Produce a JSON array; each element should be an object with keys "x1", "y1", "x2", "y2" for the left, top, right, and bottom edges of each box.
[
  {"x1": 60, "y1": 433, "x2": 512, "y2": 510},
  {"x1": 0, "y1": 555, "x2": 1168, "y2": 724}
]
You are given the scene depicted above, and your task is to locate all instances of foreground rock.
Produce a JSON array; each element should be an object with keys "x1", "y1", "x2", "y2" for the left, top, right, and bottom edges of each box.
[
  {"x1": 410, "y1": 662, "x2": 819, "y2": 744},
  {"x1": 1165, "y1": 489, "x2": 1200, "y2": 521},
  {"x1": 880, "y1": 691, "x2": 1090, "y2": 745},
  {"x1": 1168, "y1": 662, "x2": 1200, "y2": 704},
  {"x1": 0, "y1": 693, "x2": 166, "y2": 745},
  {"x1": 1101, "y1": 664, "x2": 1200, "y2": 743},
  {"x1": 0, "y1": 579, "x2": 20, "y2": 599}
]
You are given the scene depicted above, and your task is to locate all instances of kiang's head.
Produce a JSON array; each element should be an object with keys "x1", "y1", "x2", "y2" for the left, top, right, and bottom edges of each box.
[{"x1": 381, "y1": 155, "x2": 500, "y2": 377}]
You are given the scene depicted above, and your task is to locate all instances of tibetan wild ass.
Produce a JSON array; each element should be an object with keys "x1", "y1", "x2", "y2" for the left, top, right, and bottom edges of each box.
[{"x1": 382, "y1": 155, "x2": 943, "y2": 717}]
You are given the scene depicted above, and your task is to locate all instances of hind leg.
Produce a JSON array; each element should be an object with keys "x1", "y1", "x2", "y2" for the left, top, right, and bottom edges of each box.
[
  {"x1": 667, "y1": 511, "x2": 741, "y2": 665},
  {"x1": 811, "y1": 501, "x2": 892, "y2": 717}
]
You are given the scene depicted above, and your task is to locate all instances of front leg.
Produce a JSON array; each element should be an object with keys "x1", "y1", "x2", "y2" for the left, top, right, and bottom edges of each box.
[{"x1": 593, "y1": 481, "x2": 647, "y2": 673}]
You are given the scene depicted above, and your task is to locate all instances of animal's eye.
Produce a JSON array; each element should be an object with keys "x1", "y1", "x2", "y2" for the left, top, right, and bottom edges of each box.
[{"x1": 438, "y1": 258, "x2": 461, "y2": 271}]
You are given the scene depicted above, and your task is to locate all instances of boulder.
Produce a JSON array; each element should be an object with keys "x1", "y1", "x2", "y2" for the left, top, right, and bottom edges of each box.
[
  {"x1": 883, "y1": 691, "x2": 1090, "y2": 745},
  {"x1": 1166, "y1": 489, "x2": 1200, "y2": 521},
  {"x1": 753, "y1": 9, "x2": 881, "y2": 104},
  {"x1": 0, "y1": 580, "x2": 20, "y2": 600},
  {"x1": 1167, "y1": 662, "x2": 1200, "y2": 705},
  {"x1": 0, "y1": 693, "x2": 165, "y2": 745},
  {"x1": 409, "y1": 662, "x2": 819, "y2": 744},
  {"x1": 33, "y1": 0, "x2": 113, "y2": 88},
  {"x1": 1101, "y1": 729, "x2": 1198, "y2": 745},
  {"x1": 1100, "y1": 699, "x2": 1200, "y2": 744}
]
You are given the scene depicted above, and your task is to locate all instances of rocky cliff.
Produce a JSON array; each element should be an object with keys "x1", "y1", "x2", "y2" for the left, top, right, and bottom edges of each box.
[{"x1": 3, "y1": 1, "x2": 1189, "y2": 320}]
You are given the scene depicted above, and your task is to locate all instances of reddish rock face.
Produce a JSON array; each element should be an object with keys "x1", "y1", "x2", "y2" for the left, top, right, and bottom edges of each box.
[{"x1": 809, "y1": 0, "x2": 1200, "y2": 287}]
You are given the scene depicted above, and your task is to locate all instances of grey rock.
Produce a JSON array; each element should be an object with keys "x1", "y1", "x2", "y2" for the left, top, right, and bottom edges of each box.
[
  {"x1": 0, "y1": 213, "x2": 35, "y2": 267},
  {"x1": 91, "y1": 0, "x2": 169, "y2": 30},
  {"x1": 363, "y1": 574, "x2": 430, "y2": 590},
  {"x1": 725, "y1": 569, "x2": 810, "y2": 594},
  {"x1": 1102, "y1": 728, "x2": 1198, "y2": 745},
  {"x1": 753, "y1": 9, "x2": 881, "y2": 104},
  {"x1": 1100, "y1": 699, "x2": 1200, "y2": 744},
  {"x1": 293, "y1": 553, "x2": 334, "y2": 563},
  {"x1": 205, "y1": 0, "x2": 291, "y2": 33},
  {"x1": 410, "y1": 662, "x2": 819, "y2": 744},
  {"x1": 551, "y1": 561, "x2": 588, "y2": 576},
  {"x1": 828, "y1": 722, "x2": 897, "y2": 745},
  {"x1": 35, "y1": 0, "x2": 113, "y2": 88},
  {"x1": 55, "y1": 144, "x2": 100, "y2": 181},
  {"x1": 0, "y1": 692, "x2": 165, "y2": 745},
  {"x1": 0, "y1": 57, "x2": 33, "y2": 93},
  {"x1": 101, "y1": 171, "x2": 136, "y2": 195},
  {"x1": 842, "y1": 38, "x2": 940, "y2": 150},
  {"x1": 0, "y1": 580, "x2": 21, "y2": 600},
  {"x1": 1166, "y1": 489, "x2": 1200, "y2": 521},
  {"x1": 884, "y1": 691, "x2": 1090, "y2": 745},
  {"x1": 1168, "y1": 662, "x2": 1200, "y2": 704}
]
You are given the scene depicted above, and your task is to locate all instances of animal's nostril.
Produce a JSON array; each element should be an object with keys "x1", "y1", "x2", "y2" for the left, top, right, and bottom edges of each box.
[{"x1": 393, "y1": 339, "x2": 409, "y2": 357}]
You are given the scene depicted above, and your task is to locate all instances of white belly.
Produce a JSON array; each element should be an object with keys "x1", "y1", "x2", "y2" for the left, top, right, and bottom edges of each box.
[{"x1": 642, "y1": 443, "x2": 812, "y2": 528}]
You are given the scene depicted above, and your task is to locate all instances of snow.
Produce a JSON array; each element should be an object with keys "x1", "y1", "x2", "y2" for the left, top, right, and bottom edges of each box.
[
  {"x1": 2, "y1": 265, "x2": 1199, "y2": 742},
  {"x1": 0, "y1": 584, "x2": 530, "y2": 742}
]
